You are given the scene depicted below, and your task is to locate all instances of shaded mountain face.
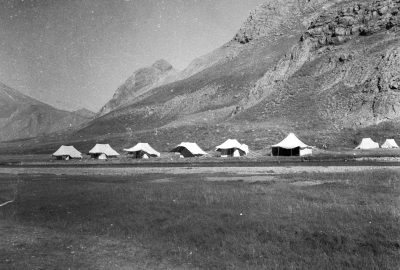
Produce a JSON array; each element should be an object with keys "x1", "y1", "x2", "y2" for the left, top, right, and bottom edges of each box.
[
  {"x1": 0, "y1": 83, "x2": 92, "y2": 142},
  {"x1": 7, "y1": 0, "x2": 400, "y2": 154},
  {"x1": 98, "y1": 59, "x2": 177, "y2": 116}
]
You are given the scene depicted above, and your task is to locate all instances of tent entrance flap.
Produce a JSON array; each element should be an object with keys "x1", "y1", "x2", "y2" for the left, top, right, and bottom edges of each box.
[
  {"x1": 220, "y1": 148, "x2": 235, "y2": 157},
  {"x1": 180, "y1": 148, "x2": 195, "y2": 158},
  {"x1": 219, "y1": 148, "x2": 245, "y2": 157},
  {"x1": 56, "y1": 156, "x2": 70, "y2": 160},
  {"x1": 132, "y1": 151, "x2": 148, "y2": 159},
  {"x1": 272, "y1": 147, "x2": 300, "y2": 156},
  {"x1": 91, "y1": 153, "x2": 108, "y2": 160},
  {"x1": 135, "y1": 151, "x2": 142, "y2": 159}
]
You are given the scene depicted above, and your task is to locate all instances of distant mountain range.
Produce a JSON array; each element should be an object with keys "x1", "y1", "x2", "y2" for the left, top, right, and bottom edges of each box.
[
  {"x1": 3, "y1": 0, "x2": 400, "y2": 154},
  {"x1": 0, "y1": 82, "x2": 94, "y2": 142}
]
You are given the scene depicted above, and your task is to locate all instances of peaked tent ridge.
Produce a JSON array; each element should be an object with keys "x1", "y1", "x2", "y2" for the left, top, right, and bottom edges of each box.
[
  {"x1": 124, "y1": 143, "x2": 161, "y2": 158},
  {"x1": 89, "y1": 144, "x2": 120, "y2": 159},
  {"x1": 272, "y1": 133, "x2": 309, "y2": 149},
  {"x1": 52, "y1": 145, "x2": 82, "y2": 159},
  {"x1": 216, "y1": 139, "x2": 249, "y2": 157},
  {"x1": 381, "y1": 139, "x2": 399, "y2": 149},
  {"x1": 171, "y1": 142, "x2": 207, "y2": 158},
  {"x1": 271, "y1": 133, "x2": 312, "y2": 156},
  {"x1": 355, "y1": 138, "x2": 379, "y2": 150}
]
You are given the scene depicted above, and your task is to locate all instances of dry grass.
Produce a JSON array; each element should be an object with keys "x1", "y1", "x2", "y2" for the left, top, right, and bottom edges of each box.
[{"x1": 0, "y1": 170, "x2": 399, "y2": 269}]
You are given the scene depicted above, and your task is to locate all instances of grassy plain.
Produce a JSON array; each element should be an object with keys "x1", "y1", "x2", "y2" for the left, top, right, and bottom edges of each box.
[{"x1": 0, "y1": 169, "x2": 399, "y2": 269}]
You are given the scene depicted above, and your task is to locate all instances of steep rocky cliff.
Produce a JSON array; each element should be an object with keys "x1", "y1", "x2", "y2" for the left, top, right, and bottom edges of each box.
[
  {"x1": 233, "y1": 0, "x2": 341, "y2": 44},
  {"x1": 303, "y1": 0, "x2": 400, "y2": 47},
  {"x1": 240, "y1": 0, "x2": 400, "y2": 130}
]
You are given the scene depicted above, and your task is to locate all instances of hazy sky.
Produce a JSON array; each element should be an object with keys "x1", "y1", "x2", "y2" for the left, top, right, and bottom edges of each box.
[{"x1": 0, "y1": 0, "x2": 264, "y2": 112}]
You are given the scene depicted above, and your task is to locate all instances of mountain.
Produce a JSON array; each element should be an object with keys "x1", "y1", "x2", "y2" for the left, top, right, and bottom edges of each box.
[
  {"x1": 98, "y1": 59, "x2": 178, "y2": 116},
  {"x1": 5, "y1": 0, "x2": 400, "y2": 154},
  {"x1": 73, "y1": 108, "x2": 96, "y2": 119},
  {"x1": 0, "y1": 83, "x2": 93, "y2": 142},
  {"x1": 73, "y1": 0, "x2": 345, "y2": 148}
]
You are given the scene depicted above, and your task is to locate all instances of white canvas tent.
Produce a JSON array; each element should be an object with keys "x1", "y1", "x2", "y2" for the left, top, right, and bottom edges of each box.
[
  {"x1": 381, "y1": 139, "x2": 399, "y2": 149},
  {"x1": 89, "y1": 144, "x2": 120, "y2": 160},
  {"x1": 124, "y1": 143, "x2": 161, "y2": 159},
  {"x1": 216, "y1": 139, "x2": 249, "y2": 157},
  {"x1": 52, "y1": 145, "x2": 82, "y2": 160},
  {"x1": 171, "y1": 142, "x2": 207, "y2": 158},
  {"x1": 354, "y1": 138, "x2": 379, "y2": 150},
  {"x1": 271, "y1": 133, "x2": 312, "y2": 156}
]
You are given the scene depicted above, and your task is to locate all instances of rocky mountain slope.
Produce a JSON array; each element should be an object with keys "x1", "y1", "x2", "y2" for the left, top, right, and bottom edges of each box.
[
  {"x1": 237, "y1": 0, "x2": 400, "y2": 139},
  {"x1": 5, "y1": 0, "x2": 400, "y2": 154},
  {"x1": 0, "y1": 83, "x2": 93, "y2": 142},
  {"x1": 71, "y1": 0, "x2": 348, "y2": 148},
  {"x1": 80, "y1": 1, "x2": 328, "y2": 129},
  {"x1": 73, "y1": 108, "x2": 95, "y2": 119},
  {"x1": 98, "y1": 59, "x2": 177, "y2": 116}
]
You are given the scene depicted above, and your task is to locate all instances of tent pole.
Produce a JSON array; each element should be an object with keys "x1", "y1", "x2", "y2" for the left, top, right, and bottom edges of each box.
[{"x1": 278, "y1": 147, "x2": 280, "y2": 164}]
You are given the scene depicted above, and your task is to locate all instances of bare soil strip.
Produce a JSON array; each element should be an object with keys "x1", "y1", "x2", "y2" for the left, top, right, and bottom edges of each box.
[{"x1": 0, "y1": 165, "x2": 399, "y2": 177}]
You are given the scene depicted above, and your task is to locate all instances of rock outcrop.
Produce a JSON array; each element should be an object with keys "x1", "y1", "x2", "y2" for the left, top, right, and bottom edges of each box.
[
  {"x1": 303, "y1": 0, "x2": 400, "y2": 47},
  {"x1": 233, "y1": 0, "x2": 341, "y2": 44}
]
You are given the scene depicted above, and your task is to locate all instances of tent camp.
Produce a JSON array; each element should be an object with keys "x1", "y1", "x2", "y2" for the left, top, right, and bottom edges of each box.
[
  {"x1": 271, "y1": 133, "x2": 313, "y2": 156},
  {"x1": 171, "y1": 142, "x2": 207, "y2": 158},
  {"x1": 216, "y1": 139, "x2": 249, "y2": 157},
  {"x1": 89, "y1": 144, "x2": 120, "y2": 160},
  {"x1": 52, "y1": 145, "x2": 82, "y2": 160},
  {"x1": 381, "y1": 139, "x2": 399, "y2": 149},
  {"x1": 124, "y1": 143, "x2": 161, "y2": 159},
  {"x1": 355, "y1": 138, "x2": 379, "y2": 150}
]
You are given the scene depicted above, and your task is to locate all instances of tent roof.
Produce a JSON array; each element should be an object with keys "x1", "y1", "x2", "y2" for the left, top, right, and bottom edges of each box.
[
  {"x1": 171, "y1": 142, "x2": 207, "y2": 155},
  {"x1": 381, "y1": 139, "x2": 399, "y2": 148},
  {"x1": 355, "y1": 138, "x2": 379, "y2": 149},
  {"x1": 124, "y1": 143, "x2": 160, "y2": 157},
  {"x1": 53, "y1": 145, "x2": 82, "y2": 158},
  {"x1": 272, "y1": 133, "x2": 309, "y2": 149},
  {"x1": 89, "y1": 144, "x2": 120, "y2": 156},
  {"x1": 216, "y1": 139, "x2": 249, "y2": 154}
]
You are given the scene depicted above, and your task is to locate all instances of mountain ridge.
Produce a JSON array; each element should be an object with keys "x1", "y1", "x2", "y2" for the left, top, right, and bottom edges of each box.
[{"x1": 0, "y1": 83, "x2": 93, "y2": 142}]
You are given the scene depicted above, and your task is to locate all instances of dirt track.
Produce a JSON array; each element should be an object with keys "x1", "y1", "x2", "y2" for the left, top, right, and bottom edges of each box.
[{"x1": 0, "y1": 165, "x2": 398, "y2": 176}]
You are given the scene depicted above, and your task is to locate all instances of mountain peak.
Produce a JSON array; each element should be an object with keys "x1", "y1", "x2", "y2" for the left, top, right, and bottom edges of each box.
[
  {"x1": 98, "y1": 59, "x2": 177, "y2": 115},
  {"x1": 74, "y1": 108, "x2": 95, "y2": 118},
  {"x1": 152, "y1": 59, "x2": 173, "y2": 72}
]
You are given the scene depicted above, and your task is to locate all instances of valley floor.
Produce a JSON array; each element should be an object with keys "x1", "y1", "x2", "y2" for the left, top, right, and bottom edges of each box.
[{"x1": 0, "y1": 168, "x2": 399, "y2": 269}]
